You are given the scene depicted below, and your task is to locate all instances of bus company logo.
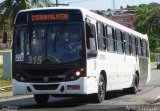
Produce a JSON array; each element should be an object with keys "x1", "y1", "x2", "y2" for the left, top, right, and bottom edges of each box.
[
  {"x1": 15, "y1": 54, "x2": 24, "y2": 61},
  {"x1": 43, "y1": 77, "x2": 49, "y2": 82},
  {"x1": 31, "y1": 13, "x2": 69, "y2": 21}
]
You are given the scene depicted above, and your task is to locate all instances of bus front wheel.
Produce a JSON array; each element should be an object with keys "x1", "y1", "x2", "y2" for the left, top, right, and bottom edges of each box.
[
  {"x1": 93, "y1": 74, "x2": 106, "y2": 103},
  {"x1": 34, "y1": 94, "x2": 49, "y2": 105}
]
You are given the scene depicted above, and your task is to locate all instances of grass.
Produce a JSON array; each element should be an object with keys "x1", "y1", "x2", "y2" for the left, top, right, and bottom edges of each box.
[
  {"x1": 0, "y1": 79, "x2": 12, "y2": 88},
  {"x1": 0, "y1": 65, "x2": 12, "y2": 88}
]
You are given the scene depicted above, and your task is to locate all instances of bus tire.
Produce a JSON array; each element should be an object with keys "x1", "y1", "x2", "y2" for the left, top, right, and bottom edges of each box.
[
  {"x1": 129, "y1": 74, "x2": 139, "y2": 94},
  {"x1": 93, "y1": 74, "x2": 106, "y2": 103},
  {"x1": 157, "y1": 64, "x2": 160, "y2": 69},
  {"x1": 34, "y1": 94, "x2": 49, "y2": 105}
]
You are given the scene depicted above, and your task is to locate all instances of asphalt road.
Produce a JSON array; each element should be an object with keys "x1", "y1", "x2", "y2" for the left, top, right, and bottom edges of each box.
[{"x1": 0, "y1": 63, "x2": 160, "y2": 111}]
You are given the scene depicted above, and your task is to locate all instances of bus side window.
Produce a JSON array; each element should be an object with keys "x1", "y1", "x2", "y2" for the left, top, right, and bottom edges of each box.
[
  {"x1": 140, "y1": 39, "x2": 143, "y2": 56},
  {"x1": 146, "y1": 41, "x2": 149, "y2": 57},
  {"x1": 132, "y1": 35, "x2": 136, "y2": 56},
  {"x1": 129, "y1": 35, "x2": 132, "y2": 55},
  {"x1": 143, "y1": 39, "x2": 146, "y2": 57},
  {"x1": 112, "y1": 28, "x2": 116, "y2": 52},
  {"x1": 86, "y1": 23, "x2": 96, "y2": 50},
  {"x1": 135, "y1": 37, "x2": 137, "y2": 55},
  {"x1": 115, "y1": 29, "x2": 123, "y2": 54},
  {"x1": 137, "y1": 38, "x2": 141, "y2": 56},
  {"x1": 124, "y1": 32, "x2": 130, "y2": 55},
  {"x1": 106, "y1": 26, "x2": 114, "y2": 52},
  {"x1": 97, "y1": 22, "x2": 106, "y2": 50}
]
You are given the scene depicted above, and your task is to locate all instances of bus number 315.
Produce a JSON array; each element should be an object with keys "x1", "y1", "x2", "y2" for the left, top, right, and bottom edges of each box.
[{"x1": 28, "y1": 56, "x2": 42, "y2": 64}]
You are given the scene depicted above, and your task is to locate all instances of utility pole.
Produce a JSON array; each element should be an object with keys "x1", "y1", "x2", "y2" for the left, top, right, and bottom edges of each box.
[
  {"x1": 56, "y1": 0, "x2": 58, "y2": 6},
  {"x1": 112, "y1": 0, "x2": 116, "y2": 15},
  {"x1": 54, "y1": 0, "x2": 69, "y2": 7}
]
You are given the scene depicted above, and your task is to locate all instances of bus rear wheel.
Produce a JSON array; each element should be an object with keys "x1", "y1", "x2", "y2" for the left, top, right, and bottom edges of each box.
[
  {"x1": 93, "y1": 74, "x2": 106, "y2": 103},
  {"x1": 123, "y1": 74, "x2": 139, "y2": 94},
  {"x1": 34, "y1": 94, "x2": 49, "y2": 105}
]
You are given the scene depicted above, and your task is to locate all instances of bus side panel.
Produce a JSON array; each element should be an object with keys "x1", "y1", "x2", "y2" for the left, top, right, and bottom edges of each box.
[
  {"x1": 86, "y1": 58, "x2": 98, "y2": 94},
  {"x1": 116, "y1": 54, "x2": 133, "y2": 89},
  {"x1": 139, "y1": 57, "x2": 149, "y2": 86},
  {"x1": 105, "y1": 52, "x2": 117, "y2": 91}
]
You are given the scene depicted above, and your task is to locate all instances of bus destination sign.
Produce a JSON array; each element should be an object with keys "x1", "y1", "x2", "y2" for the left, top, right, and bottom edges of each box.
[{"x1": 31, "y1": 13, "x2": 69, "y2": 21}]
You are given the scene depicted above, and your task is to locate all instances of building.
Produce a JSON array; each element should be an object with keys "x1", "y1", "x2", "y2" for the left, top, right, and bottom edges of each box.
[{"x1": 111, "y1": 7, "x2": 136, "y2": 30}]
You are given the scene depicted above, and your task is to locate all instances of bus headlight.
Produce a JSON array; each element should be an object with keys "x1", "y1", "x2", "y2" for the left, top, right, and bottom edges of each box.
[
  {"x1": 66, "y1": 67, "x2": 86, "y2": 81},
  {"x1": 75, "y1": 71, "x2": 81, "y2": 76}
]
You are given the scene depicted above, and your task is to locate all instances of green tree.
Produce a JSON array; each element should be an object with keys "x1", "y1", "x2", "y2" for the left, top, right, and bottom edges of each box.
[
  {"x1": 134, "y1": 3, "x2": 160, "y2": 52},
  {"x1": 0, "y1": 0, "x2": 54, "y2": 38}
]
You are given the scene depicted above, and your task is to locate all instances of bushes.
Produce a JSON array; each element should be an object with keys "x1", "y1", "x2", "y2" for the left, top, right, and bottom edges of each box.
[
  {"x1": 155, "y1": 47, "x2": 160, "y2": 53},
  {"x1": 150, "y1": 53, "x2": 155, "y2": 62}
]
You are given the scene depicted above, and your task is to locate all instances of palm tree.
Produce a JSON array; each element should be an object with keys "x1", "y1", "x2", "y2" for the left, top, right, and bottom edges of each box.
[{"x1": 0, "y1": 0, "x2": 54, "y2": 38}]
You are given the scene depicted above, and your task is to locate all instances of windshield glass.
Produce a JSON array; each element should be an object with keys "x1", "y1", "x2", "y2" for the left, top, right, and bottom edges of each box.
[{"x1": 13, "y1": 23, "x2": 83, "y2": 64}]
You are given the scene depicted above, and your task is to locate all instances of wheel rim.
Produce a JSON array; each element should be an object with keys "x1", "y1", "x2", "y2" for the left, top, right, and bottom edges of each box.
[{"x1": 99, "y1": 78, "x2": 105, "y2": 98}]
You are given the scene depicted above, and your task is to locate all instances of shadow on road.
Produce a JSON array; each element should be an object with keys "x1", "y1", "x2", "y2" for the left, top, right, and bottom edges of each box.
[{"x1": 0, "y1": 90, "x2": 132, "y2": 110}]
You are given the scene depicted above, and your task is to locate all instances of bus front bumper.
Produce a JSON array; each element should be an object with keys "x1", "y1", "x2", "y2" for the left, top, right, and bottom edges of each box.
[{"x1": 12, "y1": 77, "x2": 98, "y2": 96}]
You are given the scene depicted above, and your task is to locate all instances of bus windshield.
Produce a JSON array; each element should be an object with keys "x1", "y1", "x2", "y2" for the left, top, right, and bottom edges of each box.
[{"x1": 13, "y1": 23, "x2": 83, "y2": 64}]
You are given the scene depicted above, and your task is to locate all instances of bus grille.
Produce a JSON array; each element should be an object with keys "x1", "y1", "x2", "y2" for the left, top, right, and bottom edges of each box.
[
  {"x1": 20, "y1": 68, "x2": 70, "y2": 83},
  {"x1": 33, "y1": 84, "x2": 59, "y2": 90}
]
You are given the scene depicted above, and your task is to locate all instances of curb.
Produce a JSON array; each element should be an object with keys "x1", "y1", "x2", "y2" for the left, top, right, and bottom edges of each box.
[{"x1": 0, "y1": 85, "x2": 12, "y2": 92}]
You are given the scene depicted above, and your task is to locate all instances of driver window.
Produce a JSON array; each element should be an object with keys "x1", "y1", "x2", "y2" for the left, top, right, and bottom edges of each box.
[{"x1": 86, "y1": 22, "x2": 96, "y2": 50}]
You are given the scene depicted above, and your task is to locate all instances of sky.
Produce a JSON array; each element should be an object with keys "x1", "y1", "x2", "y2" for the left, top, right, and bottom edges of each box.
[{"x1": 0, "y1": 0, "x2": 159, "y2": 10}]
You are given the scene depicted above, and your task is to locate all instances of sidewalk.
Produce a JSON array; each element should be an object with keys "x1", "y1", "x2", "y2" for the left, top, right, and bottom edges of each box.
[{"x1": 0, "y1": 91, "x2": 13, "y2": 99}]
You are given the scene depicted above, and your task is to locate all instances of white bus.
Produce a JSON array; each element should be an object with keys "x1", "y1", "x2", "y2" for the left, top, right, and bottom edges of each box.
[{"x1": 12, "y1": 7, "x2": 150, "y2": 104}]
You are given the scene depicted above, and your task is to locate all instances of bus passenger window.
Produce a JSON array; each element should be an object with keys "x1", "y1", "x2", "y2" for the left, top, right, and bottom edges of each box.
[
  {"x1": 131, "y1": 35, "x2": 136, "y2": 56},
  {"x1": 86, "y1": 23, "x2": 96, "y2": 50},
  {"x1": 143, "y1": 39, "x2": 146, "y2": 57},
  {"x1": 137, "y1": 38, "x2": 141, "y2": 56},
  {"x1": 107, "y1": 26, "x2": 114, "y2": 52},
  {"x1": 135, "y1": 37, "x2": 138, "y2": 55},
  {"x1": 115, "y1": 29, "x2": 123, "y2": 53},
  {"x1": 140, "y1": 39, "x2": 144, "y2": 56},
  {"x1": 146, "y1": 41, "x2": 149, "y2": 57},
  {"x1": 97, "y1": 22, "x2": 106, "y2": 50},
  {"x1": 129, "y1": 35, "x2": 132, "y2": 55},
  {"x1": 124, "y1": 33, "x2": 130, "y2": 55}
]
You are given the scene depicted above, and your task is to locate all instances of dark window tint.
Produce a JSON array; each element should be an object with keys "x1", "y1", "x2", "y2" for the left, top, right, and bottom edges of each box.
[
  {"x1": 124, "y1": 33, "x2": 130, "y2": 55},
  {"x1": 140, "y1": 39, "x2": 143, "y2": 56},
  {"x1": 137, "y1": 38, "x2": 141, "y2": 56},
  {"x1": 97, "y1": 22, "x2": 106, "y2": 50},
  {"x1": 135, "y1": 37, "x2": 138, "y2": 55},
  {"x1": 86, "y1": 23, "x2": 96, "y2": 50},
  {"x1": 129, "y1": 35, "x2": 132, "y2": 54},
  {"x1": 142, "y1": 39, "x2": 146, "y2": 57},
  {"x1": 116, "y1": 29, "x2": 123, "y2": 53},
  {"x1": 146, "y1": 41, "x2": 149, "y2": 57},
  {"x1": 131, "y1": 35, "x2": 136, "y2": 55},
  {"x1": 106, "y1": 26, "x2": 114, "y2": 52}
]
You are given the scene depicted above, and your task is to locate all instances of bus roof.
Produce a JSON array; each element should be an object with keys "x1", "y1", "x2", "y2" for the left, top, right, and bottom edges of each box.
[{"x1": 18, "y1": 7, "x2": 148, "y2": 40}]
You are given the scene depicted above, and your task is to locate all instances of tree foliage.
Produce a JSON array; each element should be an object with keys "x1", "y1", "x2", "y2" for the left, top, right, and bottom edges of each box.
[
  {"x1": 134, "y1": 3, "x2": 160, "y2": 52},
  {"x1": 0, "y1": 0, "x2": 54, "y2": 38}
]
